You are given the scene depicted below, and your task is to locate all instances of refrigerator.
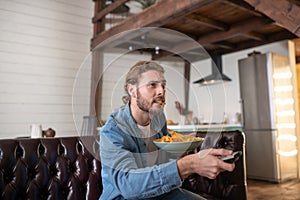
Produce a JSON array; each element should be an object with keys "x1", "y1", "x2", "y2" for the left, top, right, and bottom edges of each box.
[{"x1": 238, "y1": 52, "x2": 298, "y2": 183}]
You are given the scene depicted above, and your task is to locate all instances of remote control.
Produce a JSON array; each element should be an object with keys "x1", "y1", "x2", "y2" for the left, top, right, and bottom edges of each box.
[{"x1": 219, "y1": 151, "x2": 242, "y2": 163}]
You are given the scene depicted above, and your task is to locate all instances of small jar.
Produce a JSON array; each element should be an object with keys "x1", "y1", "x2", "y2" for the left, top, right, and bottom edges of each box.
[{"x1": 42, "y1": 128, "x2": 56, "y2": 137}]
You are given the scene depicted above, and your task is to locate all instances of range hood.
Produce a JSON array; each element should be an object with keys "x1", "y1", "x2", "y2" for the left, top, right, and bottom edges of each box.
[{"x1": 193, "y1": 54, "x2": 231, "y2": 85}]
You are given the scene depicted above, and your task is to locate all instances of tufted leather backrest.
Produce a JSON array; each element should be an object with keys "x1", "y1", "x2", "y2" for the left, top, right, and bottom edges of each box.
[
  {"x1": 182, "y1": 130, "x2": 247, "y2": 200},
  {"x1": 0, "y1": 131, "x2": 246, "y2": 200},
  {"x1": 0, "y1": 136, "x2": 102, "y2": 200}
]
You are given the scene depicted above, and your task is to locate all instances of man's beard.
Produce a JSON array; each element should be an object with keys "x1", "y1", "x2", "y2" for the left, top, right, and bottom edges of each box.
[{"x1": 136, "y1": 89, "x2": 163, "y2": 116}]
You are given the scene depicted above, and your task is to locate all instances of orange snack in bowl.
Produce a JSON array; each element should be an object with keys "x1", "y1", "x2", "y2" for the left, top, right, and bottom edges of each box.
[
  {"x1": 156, "y1": 130, "x2": 202, "y2": 143},
  {"x1": 166, "y1": 119, "x2": 178, "y2": 125},
  {"x1": 166, "y1": 120, "x2": 173, "y2": 125},
  {"x1": 157, "y1": 135, "x2": 173, "y2": 142}
]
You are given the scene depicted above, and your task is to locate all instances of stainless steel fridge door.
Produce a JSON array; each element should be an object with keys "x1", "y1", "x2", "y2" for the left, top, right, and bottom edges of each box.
[
  {"x1": 238, "y1": 54, "x2": 274, "y2": 130},
  {"x1": 245, "y1": 130, "x2": 279, "y2": 182}
]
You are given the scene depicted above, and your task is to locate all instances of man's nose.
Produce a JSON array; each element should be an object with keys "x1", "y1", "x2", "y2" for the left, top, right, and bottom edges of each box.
[{"x1": 157, "y1": 84, "x2": 165, "y2": 96}]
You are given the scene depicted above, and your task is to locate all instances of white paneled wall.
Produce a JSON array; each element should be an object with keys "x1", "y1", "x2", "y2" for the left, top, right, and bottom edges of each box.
[{"x1": 0, "y1": 0, "x2": 93, "y2": 138}]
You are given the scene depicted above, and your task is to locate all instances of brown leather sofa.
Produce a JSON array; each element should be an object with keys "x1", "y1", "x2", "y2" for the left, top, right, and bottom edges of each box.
[{"x1": 0, "y1": 130, "x2": 246, "y2": 199}]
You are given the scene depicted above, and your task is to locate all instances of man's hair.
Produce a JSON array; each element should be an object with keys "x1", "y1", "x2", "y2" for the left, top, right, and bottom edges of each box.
[{"x1": 124, "y1": 61, "x2": 165, "y2": 96}]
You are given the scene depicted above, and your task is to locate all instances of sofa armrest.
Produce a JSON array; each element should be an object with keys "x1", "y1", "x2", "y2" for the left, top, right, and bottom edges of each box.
[{"x1": 182, "y1": 130, "x2": 247, "y2": 200}]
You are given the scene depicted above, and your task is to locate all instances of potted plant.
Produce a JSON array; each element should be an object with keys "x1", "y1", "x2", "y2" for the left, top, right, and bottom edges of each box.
[{"x1": 134, "y1": 0, "x2": 157, "y2": 9}]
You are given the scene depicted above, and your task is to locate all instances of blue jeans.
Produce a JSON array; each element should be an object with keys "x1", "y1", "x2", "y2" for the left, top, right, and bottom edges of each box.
[{"x1": 146, "y1": 188, "x2": 207, "y2": 200}]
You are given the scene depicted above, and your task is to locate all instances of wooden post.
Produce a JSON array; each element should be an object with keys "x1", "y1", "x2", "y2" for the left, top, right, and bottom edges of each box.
[
  {"x1": 91, "y1": 0, "x2": 105, "y2": 125},
  {"x1": 184, "y1": 60, "x2": 191, "y2": 110}
]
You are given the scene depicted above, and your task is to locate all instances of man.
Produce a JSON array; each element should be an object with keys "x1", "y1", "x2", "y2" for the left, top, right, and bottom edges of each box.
[{"x1": 100, "y1": 61, "x2": 234, "y2": 200}]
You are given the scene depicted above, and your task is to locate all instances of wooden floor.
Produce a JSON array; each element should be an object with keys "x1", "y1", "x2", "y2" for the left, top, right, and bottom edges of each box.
[{"x1": 247, "y1": 179, "x2": 300, "y2": 200}]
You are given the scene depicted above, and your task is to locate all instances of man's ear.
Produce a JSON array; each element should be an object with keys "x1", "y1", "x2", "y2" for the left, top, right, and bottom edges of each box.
[{"x1": 128, "y1": 84, "x2": 137, "y2": 98}]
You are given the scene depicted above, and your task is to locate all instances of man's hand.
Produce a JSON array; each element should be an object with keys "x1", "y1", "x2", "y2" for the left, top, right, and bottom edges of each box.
[{"x1": 177, "y1": 148, "x2": 235, "y2": 180}]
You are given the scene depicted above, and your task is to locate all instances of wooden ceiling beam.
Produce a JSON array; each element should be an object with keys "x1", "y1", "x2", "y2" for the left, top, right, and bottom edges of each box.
[
  {"x1": 219, "y1": 30, "x2": 296, "y2": 54},
  {"x1": 243, "y1": 0, "x2": 300, "y2": 37},
  {"x1": 151, "y1": 18, "x2": 267, "y2": 59},
  {"x1": 214, "y1": 41, "x2": 235, "y2": 49},
  {"x1": 91, "y1": 0, "x2": 215, "y2": 49},
  {"x1": 223, "y1": 0, "x2": 262, "y2": 17},
  {"x1": 187, "y1": 14, "x2": 229, "y2": 31},
  {"x1": 197, "y1": 17, "x2": 271, "y2": 45},
  {"x1": 242, "y1": 32, "x2": 265, "y2": 41}
]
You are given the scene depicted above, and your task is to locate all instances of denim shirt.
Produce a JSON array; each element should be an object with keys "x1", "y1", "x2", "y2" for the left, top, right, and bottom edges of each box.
[{"x1": 99, "y1": 103, "x2": 182, "y2": 200}]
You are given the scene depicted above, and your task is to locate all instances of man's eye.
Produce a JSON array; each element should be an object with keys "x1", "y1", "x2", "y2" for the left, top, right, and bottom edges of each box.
[
  {"x1": 147, "y1": 81, "x2": 166, "y2": 88},
  {"x1": 149, "y1": 83, "x2": 156, "y2": 87}
]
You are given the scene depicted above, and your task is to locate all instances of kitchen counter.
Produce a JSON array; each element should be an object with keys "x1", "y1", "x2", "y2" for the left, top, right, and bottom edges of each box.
[{"x1": 167, "y1": 124, "x2": 243, "y2": 132}]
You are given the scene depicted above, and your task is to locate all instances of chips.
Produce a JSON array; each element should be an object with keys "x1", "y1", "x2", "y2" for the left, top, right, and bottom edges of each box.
[
  {"x1": 156, "y1": 130, "x2": 202, "y2": 143},
  {"x1": 157, "y1": 101, "x2": 166, "y2": 105}
]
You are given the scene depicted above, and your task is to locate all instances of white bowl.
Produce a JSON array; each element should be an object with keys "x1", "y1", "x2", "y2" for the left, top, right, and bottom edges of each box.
[{"x1": 153, "y1": 139, "x2": 203, "y2": 153}]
